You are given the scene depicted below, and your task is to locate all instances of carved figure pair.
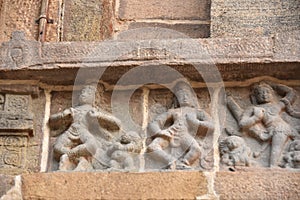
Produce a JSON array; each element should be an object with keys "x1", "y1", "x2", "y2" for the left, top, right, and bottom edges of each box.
[
  {"x1": 49, "y1": 85, "x2": 141, "y2": 171},
  {"x1": 227, "y1": 82, "x2": 298, "y2": 167},
  {"x1": 49, "y1": 81, "x2": 215, "y2": 171}
]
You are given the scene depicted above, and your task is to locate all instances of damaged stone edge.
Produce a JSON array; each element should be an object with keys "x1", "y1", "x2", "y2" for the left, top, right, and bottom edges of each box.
[
  {"x1": 0, "y1": 31, "x2": 299, "y2": 71},
  {"x1": 0, "y1": 175, "x2": 22, "y2": 200}
]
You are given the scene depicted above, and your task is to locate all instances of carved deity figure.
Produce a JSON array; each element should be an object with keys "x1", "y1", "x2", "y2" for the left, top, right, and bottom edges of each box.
[
  {"x1": 282, "y1": 140, "x2": 300, "y2": 169},
  {"x1": 106, "y1": 131, "x2": 143, "y2": 170},
  {"x1": 146, "y1": 81, "x2": 214, "y2": 170},
  {"x1": 227, "y1": 82, "x2": 297, "y2": 167},
  {"x1": 49, "y1": 85, "x2": 122, "y2": 171},
  {"x1": 219, "y1": 136, "x2": 252, "y2": 167}
]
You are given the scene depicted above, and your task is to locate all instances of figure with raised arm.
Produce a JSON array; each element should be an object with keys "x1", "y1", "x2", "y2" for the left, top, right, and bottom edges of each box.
[
  {"x1": 227, "y1": 82, "x2": 297, "y2": 167},
  {"x1": 49, "y1": 85, "x2": 122, "y2": 171}
]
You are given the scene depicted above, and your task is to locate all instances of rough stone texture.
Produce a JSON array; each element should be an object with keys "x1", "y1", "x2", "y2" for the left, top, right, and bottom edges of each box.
[
  {"x1": 123, "y1": 22, "x2": 210, "y2": 39},
  {"x1": 118, "y1": 0, "x2": 211, "y2": 20},
  {"x1": 0, "y1": 0, "x2": 41, "y2": 43},
  {"x1": 63, "y1": 0, "x2": 113, "y2": 41},
  {"x1": 0, "y1": 175, "x2": 14, "y2": 197},
  {"x1": 44, "y1": 0, "x2": 60, "y2": 42},
  {"x1": 22, "y1": 171, "x2": 208, "y2": 199},
  {"x1": 215, "y1": 171, "x2": 300, "y2": 199},
  {"x1": 211, "y1": 0, "x2": 300, "y2": 37}
]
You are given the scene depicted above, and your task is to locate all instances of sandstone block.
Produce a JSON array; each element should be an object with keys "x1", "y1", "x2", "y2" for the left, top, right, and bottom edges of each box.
[
  {"x1": 121, "y1": 22, "x2": 210, "y2": 39},
  {"x1": 215, "y1": 171, "x2": 300, "y2": 199},
  {"x1": 118, "y1": 0, "x2": 210, "y2": 20},
  {"x1": 22, "y1": 171, "x2": 208, "y2": 199}
]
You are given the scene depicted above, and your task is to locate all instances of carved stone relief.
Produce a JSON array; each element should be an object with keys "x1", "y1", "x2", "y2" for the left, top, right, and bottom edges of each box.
[
  {"x1": 49, "y1": 85, "x2": 142, "y2": 171},
  {"x1": 145, "y1": 81, "x2": 214, "y2": 170},
  {"x1": 0, "y1": 85, "x2": 41, "y2": 175},
  {"x1": 222, "y1": 81, "x2": 300, "y2": 170}
]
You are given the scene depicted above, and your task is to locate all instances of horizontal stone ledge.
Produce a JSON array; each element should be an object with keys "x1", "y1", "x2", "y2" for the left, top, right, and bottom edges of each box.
[
  {"x1": 0, "y1": 62, "x2": 299, "y2": 85},
  {"x1": 21, "y1": 171, "x2": 208, "y2": 200},
  {"x1": 215, "y1": 171, "x2": 300, "y2": 200},
  {"x1": 0, "y1": 31, "x2": 299, "y2": 71}
]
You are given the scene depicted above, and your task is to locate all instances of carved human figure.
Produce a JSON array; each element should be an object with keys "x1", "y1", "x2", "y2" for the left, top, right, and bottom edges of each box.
[
  {"x1": 146, "y1": 81, "x2": 214, "y2": 170},
  {"x1": 227, "y1": 82, "x2": 297, "y2": 167},
  {"x1": 282, "y1": 140, "x2": 300, "y2": 169},
  {"x1": 49, "y1": 85, "x2": 122, "y2": 171},
  {"x1": 106, "y1": 131, "x2": 143, "y2": 170},
  {"x1": 219, "y1": 136, "x2": 252, "y2": 167}
]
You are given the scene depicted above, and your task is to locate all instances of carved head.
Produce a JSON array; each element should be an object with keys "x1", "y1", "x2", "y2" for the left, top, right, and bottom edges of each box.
[
  {"x1": 173, "y1": 81, "x2": 197, "y2": 108},
  {"x1": 222, "y1": 136, "x2": 245, "y2": 151},
  {"x1": 79, "y1": 85, "x2": 97, "y2": 105},
  {"x1": 251, "y1": 82, "x2": 274, "y2": 104}
]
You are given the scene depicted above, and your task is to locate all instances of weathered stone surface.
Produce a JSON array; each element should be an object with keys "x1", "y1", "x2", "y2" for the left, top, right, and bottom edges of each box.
[
  {"x1": 0, "y1": 85, "x2": 44, "y2": 175},
  {"x1": 44, "y1": 0, "x2": 60, "y2": 42},
  {"x1": 0, "y1": 0, "x2": 41, "y2": 43},
  {"x1": 118, "y1": 0, "x2": 210, "y2": 20},
  {"x1": 0, "y1": 31, "x2": 41, "y2": 69},
  {"x1": 274, "y1": 30, "x2": 300, "y2": 62},
  {"x1": 0, "y1": 175, "x2": 14, "y2": 198},
  {"x1": 211, "y1": 0, "x2": 300, "y2": 37},
  {"x1": 215, "y1": 171, "x2": 300, "y2": 199},
  {"x1": 63, "y1": 0, "x2": 101, "y2": 41},
  {"x1": 22, "y1": 171, "x2": 208, "y2": 199},
  {"x1": 0, "y1": 34, "x2": 299, "y2": 84},
  {"x1": 122, "y1": 22, "x2": 210, "y2": 39}
]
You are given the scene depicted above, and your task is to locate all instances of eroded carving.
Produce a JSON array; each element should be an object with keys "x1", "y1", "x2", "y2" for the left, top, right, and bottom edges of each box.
[
  {"x1": 146, "y1": 81, "x2": 214, "y2": 170},
  {"x1": 49, "y1": 85, "x2": 142, "y2": 171},
  {"x1": 219, "y1": 135, "x2": 252, "y2": 167},
  {"x1": 106, "y1": 131, "x2": 142, "y2": 170},
  {"x1": 226, "y1": 81, "x2": 298, "y2": 168},
  {"x1": 282, "y1": 140, "x2": 300, "y2": 169}
]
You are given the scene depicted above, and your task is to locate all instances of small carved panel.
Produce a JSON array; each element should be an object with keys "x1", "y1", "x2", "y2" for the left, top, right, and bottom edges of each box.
[
  {"x1": 0, "y1": 94, "x2": 33, "y2": 133},
  {"x1": 222, "y1": 81, "x2": 300, "y2": 170},
  {"x1": 0, "y1": 135, "x2": 28, "y2": 169},
  {"x1": 0, "y1": 86, "x2": 40, "y2": 175}
]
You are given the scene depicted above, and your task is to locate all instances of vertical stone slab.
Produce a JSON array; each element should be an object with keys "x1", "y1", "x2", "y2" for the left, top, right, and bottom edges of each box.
[
  {"x1": 0, "y1": 0, "x2": 41, "y2": 43},
  {"x1": 44, "y1": 0, "x2": 61, "y2": 42},
  {"x1": 0, "y1": 85, "x2": 44, "y2": 175},
  {"x1": 63, "y1": 0, "x2": 113, "y2": 41}
]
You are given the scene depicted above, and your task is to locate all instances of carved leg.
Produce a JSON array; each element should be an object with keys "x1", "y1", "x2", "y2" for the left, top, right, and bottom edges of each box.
[
  {"x1": 270, "y1": 132, "x2": 289, "y2": 167},
  {"x1": 147, "y1": 137, "x2": 175, "y2": 166},
  {"x1": 74, "y1": 157, "x2": 93, "y2": 171},
  {"x1": 58, "y1": 154, "x2": 76, "y2": 171},
  {"x1": 54, "y1": 131, "x2": 78, "y2": 158},
  {"x1": 180, "y1": 135, "x2": 201, "y2": 166}
]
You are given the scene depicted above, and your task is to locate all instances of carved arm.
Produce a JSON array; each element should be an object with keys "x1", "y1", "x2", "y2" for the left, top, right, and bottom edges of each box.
[
  {"x1": 239, "y1": 107, "x2": 264, "y2": 129},
  {"x1": 186, "y1": 110, "x2": 214, "y2": 136},
  {"x1": 270, "y1": 83, "x2": 296, "y2": 105},
  {"x1": 147, "y1": 111, "x2": 174, "y2": 139}
]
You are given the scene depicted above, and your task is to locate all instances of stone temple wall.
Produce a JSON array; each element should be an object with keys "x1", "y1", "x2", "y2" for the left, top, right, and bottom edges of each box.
[{"x1": 0, "y1": 0, "x2": 299, "y2": 199}]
